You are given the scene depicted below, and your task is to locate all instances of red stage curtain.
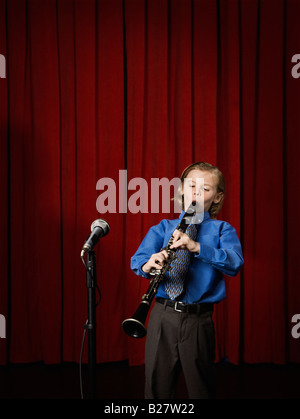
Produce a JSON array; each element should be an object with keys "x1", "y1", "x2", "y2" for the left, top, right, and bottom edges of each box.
[{"x1": 0, "y1": 0, "x2": 300, "y2": 366}]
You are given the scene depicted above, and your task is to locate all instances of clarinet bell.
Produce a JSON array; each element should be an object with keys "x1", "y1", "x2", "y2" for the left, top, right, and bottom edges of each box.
[{"x1": 122, "y1": 301, "x2": 149, "y2": 338}]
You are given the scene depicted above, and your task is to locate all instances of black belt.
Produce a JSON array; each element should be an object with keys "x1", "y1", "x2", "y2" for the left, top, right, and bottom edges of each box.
[{"x1": 156, "y1": 297, "x2": 213, "y2": 314}]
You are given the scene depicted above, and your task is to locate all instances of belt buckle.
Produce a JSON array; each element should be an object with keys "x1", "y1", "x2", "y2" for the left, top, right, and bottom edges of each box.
[{"x1": 174, "y1": 301, "x2": 185, "y2": 313}]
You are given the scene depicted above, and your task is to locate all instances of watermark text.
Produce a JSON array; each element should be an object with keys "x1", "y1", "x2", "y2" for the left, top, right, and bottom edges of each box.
[
  {"x1": 0, "y1": 54, "x2": 6, "y2": 78},
  {"x1": 291, "y1": 54, "x2": 300, "y2": 78},
  {"x1": 0, "y1": 314, "x2": 6, "y2": 338},
  {"x1": 96, "y1": 170, "x2": 204, "y2": 217},
  {"x1": 291, "y1": 314, "x2": 300, "y2": 339}
]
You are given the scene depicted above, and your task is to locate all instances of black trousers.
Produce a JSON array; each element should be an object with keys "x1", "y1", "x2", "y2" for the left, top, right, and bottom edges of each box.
[{"x1": 145, "y1": 301, "x2": 216, "y2": 399}]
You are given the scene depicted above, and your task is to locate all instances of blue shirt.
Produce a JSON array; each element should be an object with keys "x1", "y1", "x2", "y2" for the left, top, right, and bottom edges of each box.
[{"x1": 131, "y1": 211, "x2": 244, "y2": 304}]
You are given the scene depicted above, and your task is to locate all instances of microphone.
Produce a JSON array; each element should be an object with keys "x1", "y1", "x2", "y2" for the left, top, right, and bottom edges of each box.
[{"x1": 81, "y1": 219, "x2": 110, "y2": 256}]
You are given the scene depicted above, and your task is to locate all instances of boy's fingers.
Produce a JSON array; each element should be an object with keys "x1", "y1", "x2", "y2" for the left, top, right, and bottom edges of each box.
[
  {"x1": 171, "y1": 233, "x2": 188, "y2": 249},
  {"x1": 161, "y1": 250, "x2": 169, "y2": 259},
  {"x1": 172, "y1": 230, "x2": 181, "y2": 241},
  {"x1": 171, "y1": 239, "x2": 183, "y2": 249}
]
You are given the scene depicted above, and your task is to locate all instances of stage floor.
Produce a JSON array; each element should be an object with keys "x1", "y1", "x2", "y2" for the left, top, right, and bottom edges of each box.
[{"x1": 0, "y1": 361, "x2": 299, "y2": 399}]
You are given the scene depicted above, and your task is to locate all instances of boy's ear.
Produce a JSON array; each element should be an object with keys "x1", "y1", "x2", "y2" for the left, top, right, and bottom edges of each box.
[{"x1": 213, "y1": 192, "x2": 223, "y2": 204}]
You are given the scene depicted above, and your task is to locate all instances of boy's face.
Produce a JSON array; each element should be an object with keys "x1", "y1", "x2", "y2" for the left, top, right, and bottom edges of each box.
[{"x1": 183, "y1": 169, "x2": 223, "y2": 213}]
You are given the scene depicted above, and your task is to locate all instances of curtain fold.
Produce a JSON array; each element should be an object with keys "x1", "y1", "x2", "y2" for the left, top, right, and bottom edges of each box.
[{"x1": 0, "y1": 0, "x2": 299, "y2": 366}]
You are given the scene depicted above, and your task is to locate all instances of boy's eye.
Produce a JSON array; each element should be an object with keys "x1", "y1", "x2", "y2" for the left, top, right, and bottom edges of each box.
[{"x1": 186, "y1": 183, "x2": 210, "y2": 191}]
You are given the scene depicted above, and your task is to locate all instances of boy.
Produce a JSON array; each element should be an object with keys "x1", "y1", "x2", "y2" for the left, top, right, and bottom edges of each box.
[{"x1": 131, "y1": 162, "x2": 244, "y2": 399}]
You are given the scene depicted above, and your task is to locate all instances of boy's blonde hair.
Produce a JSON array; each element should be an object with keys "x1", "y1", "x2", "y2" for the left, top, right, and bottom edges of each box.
[{"x1": 179, "y1": 162, "x2": 225, "y2": 218}]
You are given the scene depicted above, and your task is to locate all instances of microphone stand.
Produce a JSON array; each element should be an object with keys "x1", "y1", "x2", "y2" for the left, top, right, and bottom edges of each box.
[
  {"x1": 84, "y1": 250, "x2": 97, "y2": 399},
  {"x1": 80, "y1": 219, "x2": 109, "y2": 399}
]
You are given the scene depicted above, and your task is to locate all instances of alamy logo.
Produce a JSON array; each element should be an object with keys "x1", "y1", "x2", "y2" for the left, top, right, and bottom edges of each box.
[
  {"x1": 0, "y1": 314, "x2": 6, "y2": 339},
  {"x1": 96, "y1": 170, "x2": 204, "y2": 217},
  {"x1": 0, "y1": 54, "x2": 6, "y2": 78},
  {"x1": 291, "y1": 314, "x2": 300, "y2": 339},
  {"x1": 291, "y1": 54, "x2": 300, "y2": 79}
]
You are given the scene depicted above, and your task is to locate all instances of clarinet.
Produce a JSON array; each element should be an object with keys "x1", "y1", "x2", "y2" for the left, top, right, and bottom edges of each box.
[{"x1": 122, "y1": 201, "x2": 197, "y2": 338}]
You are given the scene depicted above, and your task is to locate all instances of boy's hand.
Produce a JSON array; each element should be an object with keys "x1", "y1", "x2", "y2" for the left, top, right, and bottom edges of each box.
[
  {"x1": 142, "y1": 250, "x2": 169, "y2": 273},
  {"x1": 170, "y1": 229, "x2": 200, "y2": 254}
]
